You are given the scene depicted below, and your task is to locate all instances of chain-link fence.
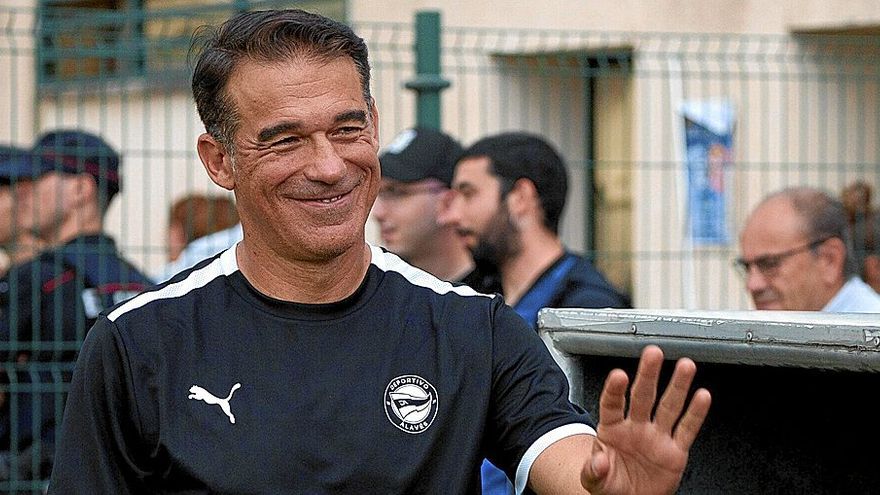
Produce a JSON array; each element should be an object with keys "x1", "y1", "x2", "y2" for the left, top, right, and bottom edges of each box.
[{"x1": 1, "y1": 1, "x2": 879, "y2": 492}]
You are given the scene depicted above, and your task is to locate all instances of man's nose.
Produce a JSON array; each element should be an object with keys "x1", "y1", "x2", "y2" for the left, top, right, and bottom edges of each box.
[
  {"x1": 437, "y1": 192, "x2": 462, "y2": 227},
  {"x1": 744, "y1": 265, "x2": 769, "y2": 293},
  {"x1": 303, "y1": 136, "x2": 346, "y2": 184},
  {"x1": 372, "y1": 197, "x2": 389, "y2": 221}
]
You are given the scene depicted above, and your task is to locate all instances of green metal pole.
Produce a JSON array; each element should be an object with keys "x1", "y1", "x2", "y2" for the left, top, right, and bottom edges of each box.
[{"x1": 404, "y1": 11, "x2": 450, "y2": 129}]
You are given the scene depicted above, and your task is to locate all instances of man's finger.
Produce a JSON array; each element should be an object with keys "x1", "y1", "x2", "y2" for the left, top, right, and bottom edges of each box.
[
  {"x1": 654, "y1": 357, "x2": 697, "y2": 433},
  {"x1": 673, "y1": 388, "x2": 712, "y2": 450},
  {"x1": 581, "y1": 438, "x2": 610, "y2": 490},
  {"x1": 598, "y1": 368, "x2": 629, "y2": 426},
  {"x1": 627, "y1": 345, "x2": 663, "y2": 422}
]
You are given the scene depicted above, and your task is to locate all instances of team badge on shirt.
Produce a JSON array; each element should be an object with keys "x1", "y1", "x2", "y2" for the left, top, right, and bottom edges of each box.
[{"x1": 384, "y1": 375, "x2": 438, "y2": 434}]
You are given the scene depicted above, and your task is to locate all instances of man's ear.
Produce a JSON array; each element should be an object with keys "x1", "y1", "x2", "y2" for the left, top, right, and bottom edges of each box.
[
  {"x1": 197, "y1": 133, "x2": 235, "y2": 191},
  {"x1": 819, "y1": 236, "x2": 848, "y2": 284},
  {"x1": 65, "y1": 173, "x2": 96, "y2": 208},
  {"x1": 506, "y1": 178, "x2": 539, "y2": 221}
]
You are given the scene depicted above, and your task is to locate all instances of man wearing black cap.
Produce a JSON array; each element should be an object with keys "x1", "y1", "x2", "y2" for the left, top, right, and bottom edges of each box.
[
  {"x1": 0, "y1": 130, "x2": 152, "y2": 480},
  {"x1": 374, "y1": 128, "x2": 497, "y2": 290}
]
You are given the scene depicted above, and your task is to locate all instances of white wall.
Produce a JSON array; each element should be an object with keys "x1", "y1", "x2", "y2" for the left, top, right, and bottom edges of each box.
[{"x1": 3, "y1": 1, "x2": 878, "y2": 304}]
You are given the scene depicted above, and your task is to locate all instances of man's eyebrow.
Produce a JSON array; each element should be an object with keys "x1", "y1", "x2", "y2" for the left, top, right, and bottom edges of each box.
[
  {"x1": 335, "y1": 110, "x2": 368, "y2": 125},
  {"x1": 256, "y1": 110, "x2": 368, "y2": 143},
  {"x1": 257, "y1": 121, "x2": 301, "y2": 143}
]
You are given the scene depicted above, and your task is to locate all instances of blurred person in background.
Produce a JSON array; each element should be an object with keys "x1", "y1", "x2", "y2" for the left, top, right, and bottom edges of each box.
[
  {"x1": 442, "y1": 131, "x2": 631, "y2": 495},
  {"x1": 153, "y1": 193, "x2": 240, "y2": 282},
  {"x1": 840, "y1": 180, "x2": 880, "y2": 293},
  {"x1": 0, "y1": 146, "x2": 45, "y2": 276},
  {"x1": 0, "y1": 145, "x2": 47, "y2": 481},
  {"x1": 373, "y1": 127, "x2": 497, "y2": 291},
  {"x1": 862, "y1": 213, "x2": 880, "y2": 293},
  {"x1": 737, "y1": 186, "x2": 880, "y2": 311},
  {"x1": 444, "y1": 131, "x2": 630, "y2": 327},
  {"x1": 0, "y1": 130, "x2": 152, "y2": 481}
]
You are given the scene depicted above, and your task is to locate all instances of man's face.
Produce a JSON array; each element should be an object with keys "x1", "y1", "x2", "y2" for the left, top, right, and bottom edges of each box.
[
  {"x1": 14, "y1": 172, "x2": 72, "y2": 239},
  {"x1": 371, "y1": 178, "x2": 445, "y2": 261},
  {"x1": 738, "y1": 197, "x2": 829, "y2": 310},
  {"x1": 221, "y1": 56, "x2": 380, "y2": 262},
  {"x1": 444, "y1": 156, "x2": 520, "y2": 267}
]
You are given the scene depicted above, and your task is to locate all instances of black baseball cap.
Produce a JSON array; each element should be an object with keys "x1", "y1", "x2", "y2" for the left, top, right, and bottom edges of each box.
[
  {"x1": 1, "y1": 130, "x2": 121, "y2": 201},
  {"x1": 379, "y1": 127, "x2": 463, "y2": 187}
]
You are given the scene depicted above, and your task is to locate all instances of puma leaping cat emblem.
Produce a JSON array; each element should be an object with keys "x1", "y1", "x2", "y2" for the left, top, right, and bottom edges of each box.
[{"x1": 188, "y1": 383, "x2": 241, "y2": 424}]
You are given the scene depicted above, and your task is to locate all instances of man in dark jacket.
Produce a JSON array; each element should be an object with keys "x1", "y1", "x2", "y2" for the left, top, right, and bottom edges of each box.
[
  {"x1": 444, "y1": 131, "x2": 630, "y2": 328},
  {"x1": 0, "y1": 130, "x2": 151, "y2": 480},
  {"x1": 442, "y1": 132, "x2": 630, "y2": 494}
]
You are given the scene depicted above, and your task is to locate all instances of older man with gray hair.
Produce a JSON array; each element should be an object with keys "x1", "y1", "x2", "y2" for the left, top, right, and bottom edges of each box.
[{"x1": 737, "y1": 186, "x2": 880, "y2": 311}]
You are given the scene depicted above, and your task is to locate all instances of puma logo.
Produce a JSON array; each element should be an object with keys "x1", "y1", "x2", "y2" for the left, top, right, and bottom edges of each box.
[{"x1": 188, "y1": 383, "x2": 241, "y2": 424}]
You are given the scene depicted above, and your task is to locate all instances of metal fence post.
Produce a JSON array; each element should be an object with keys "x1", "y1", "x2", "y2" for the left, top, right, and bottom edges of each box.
[{"x1": 404, "y1": 11, "x2": 449, "y2": 129}]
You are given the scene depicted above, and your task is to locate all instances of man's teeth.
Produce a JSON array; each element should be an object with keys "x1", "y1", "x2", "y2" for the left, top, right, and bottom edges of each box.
[{"x1": 320, "y1": 195, "x2": 343, "y2": 203}]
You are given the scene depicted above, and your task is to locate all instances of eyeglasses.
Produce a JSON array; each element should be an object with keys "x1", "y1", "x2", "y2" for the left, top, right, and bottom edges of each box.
[
  {"x1": 733, "y1": 236, "x2": 834, "y2": 278},
  {"x1": 377, "y1": 183, "x2": 445, "y2": 201}
]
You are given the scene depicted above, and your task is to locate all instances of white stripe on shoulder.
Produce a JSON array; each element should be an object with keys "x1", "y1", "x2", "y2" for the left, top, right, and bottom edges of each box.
[
  {"x1": 513, "y1": 423, "x2": 597, "y2": 494},
  {"x1": 108, "y1": 246, "x2": 240, "y2": 321},
  {"x1": 369, "y1": 244, "x2": 494, "y2": 299}
]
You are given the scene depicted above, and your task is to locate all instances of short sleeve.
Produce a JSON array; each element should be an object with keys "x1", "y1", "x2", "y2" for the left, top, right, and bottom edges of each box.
[
  {"x1": 47, "y1": 317, "x2": 148, "y2": 494},
  {"x1": 483, "y1": 301, "x2": 595, "y2": 482}
]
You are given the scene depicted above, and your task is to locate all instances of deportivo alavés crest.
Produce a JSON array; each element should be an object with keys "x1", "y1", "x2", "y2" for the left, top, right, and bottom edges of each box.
[{"x1": 384, "y1": 375, "x2": 438, "y2": 434}]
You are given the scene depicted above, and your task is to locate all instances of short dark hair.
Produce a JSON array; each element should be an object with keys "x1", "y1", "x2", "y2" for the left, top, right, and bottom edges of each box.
[
  {"x1": 459, "y1": 132, "x2": 568, "y2": 233},
  {"x1": 771, "y1": 187, "x2": 856, "y2": 277},
  {"x1": 190, "y1": 9, "x2": 372, "y2": 152}
]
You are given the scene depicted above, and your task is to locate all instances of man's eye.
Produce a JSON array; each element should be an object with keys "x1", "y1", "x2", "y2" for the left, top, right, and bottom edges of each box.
[
  {"x1": 274, "y1": 136, "x2": 300, "y2": 146},
  {"x1": 756, "y1": 258, "x2": 781, "y2": 271},
  {"x1": 335, "y1": 126, "x2": 363, "y2": 137}
]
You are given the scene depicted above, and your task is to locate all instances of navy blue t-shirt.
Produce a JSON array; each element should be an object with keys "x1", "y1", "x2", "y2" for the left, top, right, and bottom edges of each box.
[
  {"x1": 48, "y1": 245, "x2": 594, "y2": 494},
  {"x1": 0, "y1": 234, "x2": 151, "y2": 467},
  {"x1": 0, "y1": 233, "x2": 151, "y2": 362}
]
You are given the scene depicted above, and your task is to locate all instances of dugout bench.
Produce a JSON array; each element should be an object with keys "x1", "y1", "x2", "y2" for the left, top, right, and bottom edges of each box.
[{"x1": 539, "y1": 308, "x2": 880, "y2": 494}]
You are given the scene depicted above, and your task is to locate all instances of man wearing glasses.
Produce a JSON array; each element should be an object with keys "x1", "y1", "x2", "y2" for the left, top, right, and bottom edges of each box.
[
  {"x1": 737, "y1": 186, "x2": 880, "y2": 311},
  {"x1": 373, "y1": 127, "x2": 498, "y2": 291}
]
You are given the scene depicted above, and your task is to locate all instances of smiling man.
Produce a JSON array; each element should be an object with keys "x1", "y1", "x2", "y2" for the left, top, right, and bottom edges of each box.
[
  {"x1": 48, "y1": 9, "x2": 710, "y2": 495},
  {"x1": 737, "y1": 186, "x2": 880, "y2": 311}
]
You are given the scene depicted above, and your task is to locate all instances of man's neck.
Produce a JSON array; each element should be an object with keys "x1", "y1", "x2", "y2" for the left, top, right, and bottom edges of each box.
[
  {"x1": 408, "y1": 238, "x2": 475, "y2": 282},
  {"x1": 48, "y1": 207, "x2": 103, "y2": 246},
  {"x1": 818, "y1": 277, "x2": 850, "y2": 310},
  {"x1": 236, "y1": 240, "x2": 372, "y2": 304},
  {"x1": 501, "y1": 229, "x2": 565, "y2": 307}
]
